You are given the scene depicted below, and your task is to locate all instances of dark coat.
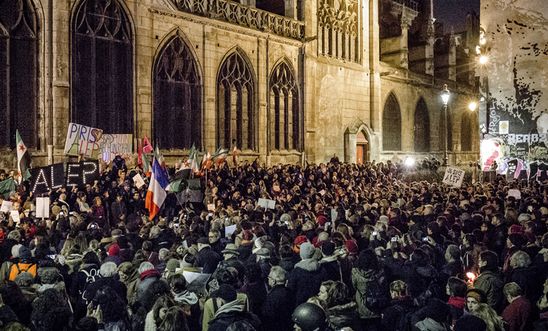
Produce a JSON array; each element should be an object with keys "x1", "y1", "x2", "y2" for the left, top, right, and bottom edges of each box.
[
  {"x1": 327, "y1": 301, "x2": 362, "y2": 331},
  {"x1": 261, "y1": 285, "x2": 294, "y2": 331},
  {"x1": 474, "y1": 270, "x2": 504, "y2": 311},
  {"x1": 241, "y1": 280, "x2": 267, "y2": 315},
  {"x1": 502, "y1": 296, "x2": 533, "y2": 331},
  {"x1": 381, "y1": 297, "x2": 416, "y2": 331},
  {"x1": 209, "y1": 307, "x2": 261, "y2": 331},
  {"x1": 287, "y1": 259, "x2": 328, "y2": 307},
  {"x1": 195, "y1": 247, "x2": 222, "y2": 274},
  {"x1": 509, "y1": 266, "x2": 543, "y2": 303},
  {"x1": 84, "y1": 276, "x2": 128, "y2": 305}
]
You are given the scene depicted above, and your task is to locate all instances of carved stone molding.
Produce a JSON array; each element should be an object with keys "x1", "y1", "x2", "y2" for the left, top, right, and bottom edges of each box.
[
  {"x1": 174, "y1": 0, "x2": 304, "y2": 40},
  {"x1": 317, "y1": 0, "x2": 360, "y2": 62}
]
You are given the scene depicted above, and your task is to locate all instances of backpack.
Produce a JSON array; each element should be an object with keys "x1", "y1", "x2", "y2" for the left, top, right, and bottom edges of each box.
[
  {"x1": 8, "y1": 262, "x2": 37, "y2": 281},
  {"x1": 362, "y1": 272, "x2": 390, "y2": 311},
  {"x1": 80, "y1": 268, "x2": 100, "y2": 302}
]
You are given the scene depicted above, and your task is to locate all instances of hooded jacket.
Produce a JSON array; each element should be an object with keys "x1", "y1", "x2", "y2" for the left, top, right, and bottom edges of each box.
[
  {"x1": 208, "y1": 299, "x2": 261, "y2": 331},
  {"x1": 287, "y1": 258, "x2": 328, "y2": 306}
]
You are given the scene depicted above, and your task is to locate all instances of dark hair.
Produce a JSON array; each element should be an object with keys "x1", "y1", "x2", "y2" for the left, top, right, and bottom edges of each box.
[
  {"x1": 279, "y1": 244, "x2": 293, "y2": 259},
  {"x1": 82, "y1": 251, "x2": 100, "y2": 265},
  {"x1": 93, "y1": 285, "x2": 128, "y2": 323},
  {"x1": 31, "y1": 288, "x2": 72, "y2": 331},
  {"x1": 157, "y1": 307, "x2": 189, "y2": 331},
  {"x1": 356, "y1": 249, "x2": 378, "y2": 271},
  {"x1": 479, "y1": 250, "x2": 499, "y2": 272},
  {"x1": 244, "y1": 263, "x2": 263, "y2": 283},
  {"x1": 169, "y1": 274, "x2": 188, "y2": 294},
  {"x1": 447, "y1": 277, "x2": 467, "y2": 297}
]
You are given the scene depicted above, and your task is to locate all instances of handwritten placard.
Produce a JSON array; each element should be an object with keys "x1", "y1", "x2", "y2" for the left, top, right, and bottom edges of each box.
[
  {"x1": 132, "y1": 174, "x2": 146, "y2": 189},
  {"x1": 442, "y1": 167, "x2": 465, "y2": 188},
  {"x1": 36, "y1": 197, "x2": 50, "y2": 219},
  {"x1": 63, "y1": 123, "x2": 103, "y2": 158},
  {"x1": 258, "y1": 198, "x2": 276, "y2": 210}
]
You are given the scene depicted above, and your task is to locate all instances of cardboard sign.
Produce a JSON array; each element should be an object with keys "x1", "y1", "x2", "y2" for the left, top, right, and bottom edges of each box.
[
  {"x1": 442, "y1": 167, "x2": 466, "y2": 188},
  {"x1": 507, "y1": 189, "x2": 521, "y2": 200},
  {"x1": 66, "y1": 161, "x2": 100, "y2": 186},
  {"x1": 98, "y1": 134, "x2": 133, "y2": 162},
  {"x1": 0, "y1": 201, "x2": 12, "y2": 213},
  {"x1": 36, "y1": 197, "x2": 50, "y2": 219},
  {"x1": 10, "y1": 210, "x2": 20, "y2": 224},
  {"x1": 63, "y1": 122, "x2": 103, "y2": 158},
  {"x1": 132, "y1": 174, "x2": 146, "y2": 189},
  {"x1": 258, "y1": 198, "x2": 276, "y2": 210}
]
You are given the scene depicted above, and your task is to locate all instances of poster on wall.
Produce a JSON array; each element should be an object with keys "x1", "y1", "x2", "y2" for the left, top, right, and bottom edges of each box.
[
  {"x1": 480, "y1": 0, "x2": 548, "y2": 162},
  {"x1": 63, "y1": 123, "x2": 103, "y2": 158}
]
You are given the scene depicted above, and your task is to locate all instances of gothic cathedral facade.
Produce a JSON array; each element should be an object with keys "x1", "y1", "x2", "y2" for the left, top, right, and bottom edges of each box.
[{"x1": 0, "y1": 0, "x2": 479, "y2": 166}]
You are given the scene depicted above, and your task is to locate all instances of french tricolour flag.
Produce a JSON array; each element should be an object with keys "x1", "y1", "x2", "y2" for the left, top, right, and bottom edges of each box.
[{"x1": 145, "y1": 157, "x2": 169, "y2": 221}]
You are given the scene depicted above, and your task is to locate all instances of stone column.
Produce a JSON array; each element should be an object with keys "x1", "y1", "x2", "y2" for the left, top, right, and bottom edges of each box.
[{"x1": 448, "y1": 32, "x2": 457, "y2": 81}]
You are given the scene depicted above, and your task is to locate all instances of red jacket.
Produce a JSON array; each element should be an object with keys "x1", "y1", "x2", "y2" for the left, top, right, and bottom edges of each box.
[{"x1": 502, "y1": 296, "x2": 532, "y2": 331}]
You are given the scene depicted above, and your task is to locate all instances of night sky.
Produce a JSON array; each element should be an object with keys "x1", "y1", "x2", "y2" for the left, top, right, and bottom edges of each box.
[{"x1": 434, "y1": 0, "x2": 480, "y2": 32}]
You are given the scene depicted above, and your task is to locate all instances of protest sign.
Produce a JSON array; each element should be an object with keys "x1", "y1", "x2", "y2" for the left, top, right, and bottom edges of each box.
[
  {"x1": 0, "y1": 201, "x2": 12, "y2": 213},
  {"x1": 10, "y1": 210, "x2": 20, "y2": 224},
  {"x1": 63, "y1": 122, "x2": 103, "y2": 158},
  {"x1": 66, "y1": 161, "x2": 100, "y2": 186},
  {"x1": 507, "y1": 189, "x2": 521, "y2": 200},
  {"x1": 98, "y1": 134, "x2": 133, "y2": 162},
  {"x1": 132, "y1": 174, "x2": 146, "y2": 189},
  {"x1": 442, "y1": 167, "x2": 465, "y2": 188},
  {"x1": 258, "y1": 198, "x2": 276, "y2": 210},
  {"x1": 36, "y1": 197, "x2": 50, "y2": 219},
  {"x1": 29, "y1": 163, "x2": 65, "y2": 194}
]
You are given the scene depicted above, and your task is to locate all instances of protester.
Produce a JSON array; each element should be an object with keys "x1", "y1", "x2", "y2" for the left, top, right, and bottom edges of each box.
[{"x1": 0, "y1": 157, "x2": 546, "y2": 331}]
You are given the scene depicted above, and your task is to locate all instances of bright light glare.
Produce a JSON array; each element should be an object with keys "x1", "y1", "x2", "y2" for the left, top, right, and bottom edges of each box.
[
  {"x1": 468, "y1": 101, "x2": 478, "y2": 111},
  {"x1": 478, "y1": 55, "x2": 488, "y2": 65},
  {"x1": 404, "y1": 157, "x2": 415, "y2": 167}
]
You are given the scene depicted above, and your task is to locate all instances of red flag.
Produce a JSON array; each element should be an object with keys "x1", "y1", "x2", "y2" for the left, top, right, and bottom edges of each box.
[{"x1": 142, "y1": 136, "x2": 153, "y2": 154}]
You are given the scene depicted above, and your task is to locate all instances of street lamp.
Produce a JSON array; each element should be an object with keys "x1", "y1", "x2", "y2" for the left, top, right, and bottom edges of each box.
[
  {"x1": 468, "y1": 101, "x2": 478, "y2": 112},
  {"x1": 441, "y1": 84, "x2": 450, "y2": 166}
]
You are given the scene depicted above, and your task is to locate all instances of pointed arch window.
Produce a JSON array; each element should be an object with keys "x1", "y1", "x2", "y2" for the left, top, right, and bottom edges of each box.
[
  {"x1": 72, "y1": 0, "x2": 133, "y2": 134},
  {"x1": 461, "y1": 112, "x2": 472, "y2": 151},
  {"x1": 414, "y1": 98, "x2": 430, "y2": 152},
  {"x1": 382, "y1": 93, "x2": 401, "y2": 151},
  {"x1": 269, "y1": 61, "x2": 300, "y2": 151},
  {"x1": 0, "y1": 0, "x2": 38, "y2": 147},
  {"x1": 153, "y1": 35, "x2": 202, "y2": 149},
  {"x1": 217, "y1": 51, "x2": 256, "y2": 150}
]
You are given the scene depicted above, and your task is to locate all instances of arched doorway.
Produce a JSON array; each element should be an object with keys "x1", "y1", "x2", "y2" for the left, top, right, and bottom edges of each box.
[{"x1": 356, "y1": 131, "x2": 369, "y2": 164}]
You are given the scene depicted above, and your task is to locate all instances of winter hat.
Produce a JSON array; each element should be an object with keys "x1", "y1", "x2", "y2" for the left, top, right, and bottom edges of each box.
[
  {"x1": 509, "y1": 224, "x2": 524, "y2": 235},
  {"x1": 214, "y1": 284, "x2": 237, "y2": 303},
  {"x1": 15, "y1": 272, "x2": 34, "y2": 287},
  {"x1": 166, "y1": 259, "x2": 180, "y2": 273},
  {"x1": 38, "y1": 267, "x2": 60, "y2": 284},
  {"x1": 299, "y1": 242, "x2": 315, "y2": 260},
  {"x1": 138, "y1": 261, "x2": 155, "y2": 274},
  {"x1": 11, "y1": 244, "x2": 22, "y2": 258},
  {"x1": 454, "y1": 314, "x2": 487, "y2": 331},
  {"x1": 107, "y1": 243, "x2": 120, "y2": 256},
  {"x1": 18, "y1": 245, "x2": 32, "y2": 260},
  {"x1": 316, "y1": 215, "x2": 328, "y2": 226},
  {"x1": 280, "y1": 213, "x2": 292, "y2": 224},
  {"x1": 7, "y1": 230, "x2": 21, "y2": 242},
  {"x1": 255, "y1": 248, "x2": 271, "y2": 258},
  {"x1": 517, "y1": 213, "x2": 531, "y2": 223},
  {"x1": 222, "y1": 243, "x2": 240, "y2": 256},
  {"x1": 379, "y1": 215, "x2": 389, "y2": 224},
  {"x1": 159, "y1": 248, "x2": 170, "y2": 261},
  {"x1": 293, "y1": 235, "x2": 308, "y2": 253}
]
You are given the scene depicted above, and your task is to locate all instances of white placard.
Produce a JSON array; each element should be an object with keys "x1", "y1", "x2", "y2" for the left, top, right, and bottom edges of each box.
[
  {"x1": 0, "y1": 201, "x2": 12, "y2": 213},
  {"x1": 258, "y1": 198, "x2": 276, "y2": 210},
  {"x1": 182, "y1": 271, "x2": 211, "y2": 285},
  {"x1": 10, "y1": 210, "x2": 20, "y2": 224},
  {"x1": 207, "y1": 203, "x2": 215, "y2": 212},
  {"x1": 225, "y1": 224, "x2": 237, "y2": 238},
  {"x1": 442, "y1": 167, "x2": 466, "y2": 188},
  {"x1": 132, "y1": 174, "x2": 146, "y2": 189},
  {"x1": 331, "y1": 208, "x2": 338, "y2": 221},
  {"x1": 36, "y1": 197, "x2": 50, "y2": 219},
  {"x1": 507, "y1": 189, "x2": 521, "y2": 200}
]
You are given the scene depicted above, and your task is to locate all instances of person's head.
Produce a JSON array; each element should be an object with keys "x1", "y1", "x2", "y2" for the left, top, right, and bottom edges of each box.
[
  {"x1": 197, "y1": 237, "x2": 210, "y2": 251},
  {"x1": 356, "y1": 249, "x2": 379, "y2": 271},
  {"x1": 471, "y1": 303, "x2": 505, "y2": 331},
  {"x1": 267, "y1": 266, "x2": 287, "y2": 288},
  {"x1": 157, "y1": 306, "x2": 188, "y2": 331},
  {"x1": 503, "y1": 282, "x2": 523, "y2": 303},
  {"x1": 152, "y1": 295, "x2": 177, "y2": 324},
  {"x1": 444, "y1": 244, "x2": 460, "y2": 263},
  {"x1": 99, "y1": 262, "x2": 118, "y2": 277},
  {"x1": 478, "y1": 250, "x2": 498, "y2": 272},
  {"x1": 292, "y1": 303, "x2": 328, "y2": 331},
  {"x1": 213, "y1": 284, "x2": 237, "y2": 306},
  {"x1": 317, "y1": 280, "x2": 349, "y2": 308},
  {"x1": 169, "y1": 274, "x2": 188, "y2": 294},
  {"x1": 509, "y1": 250, "x2": 531, "y2": 269},
  {"x1": 389, "y1": 280, "x2": 408, "y2": 299},
  {"x1": 208, "y1": 230, "x2": 221, "y2": 244},
  {"x1": 446, "y1": 277, "x2": 467, "y2": 297},
  {"x1": 466, "y1": 288, "x2": 485, "y2": 312},
  {"x1": 139, "y1": 261, "x2": 156, "y2": 275},
  {"x1": 31, "y1": 288, "x2": 72, "y2": 330}
]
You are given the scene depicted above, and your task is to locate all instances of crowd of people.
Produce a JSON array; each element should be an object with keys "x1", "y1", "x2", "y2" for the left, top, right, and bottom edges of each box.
[{"x1": 0, "y1": 156, "x2": 546, "y2": 331}]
